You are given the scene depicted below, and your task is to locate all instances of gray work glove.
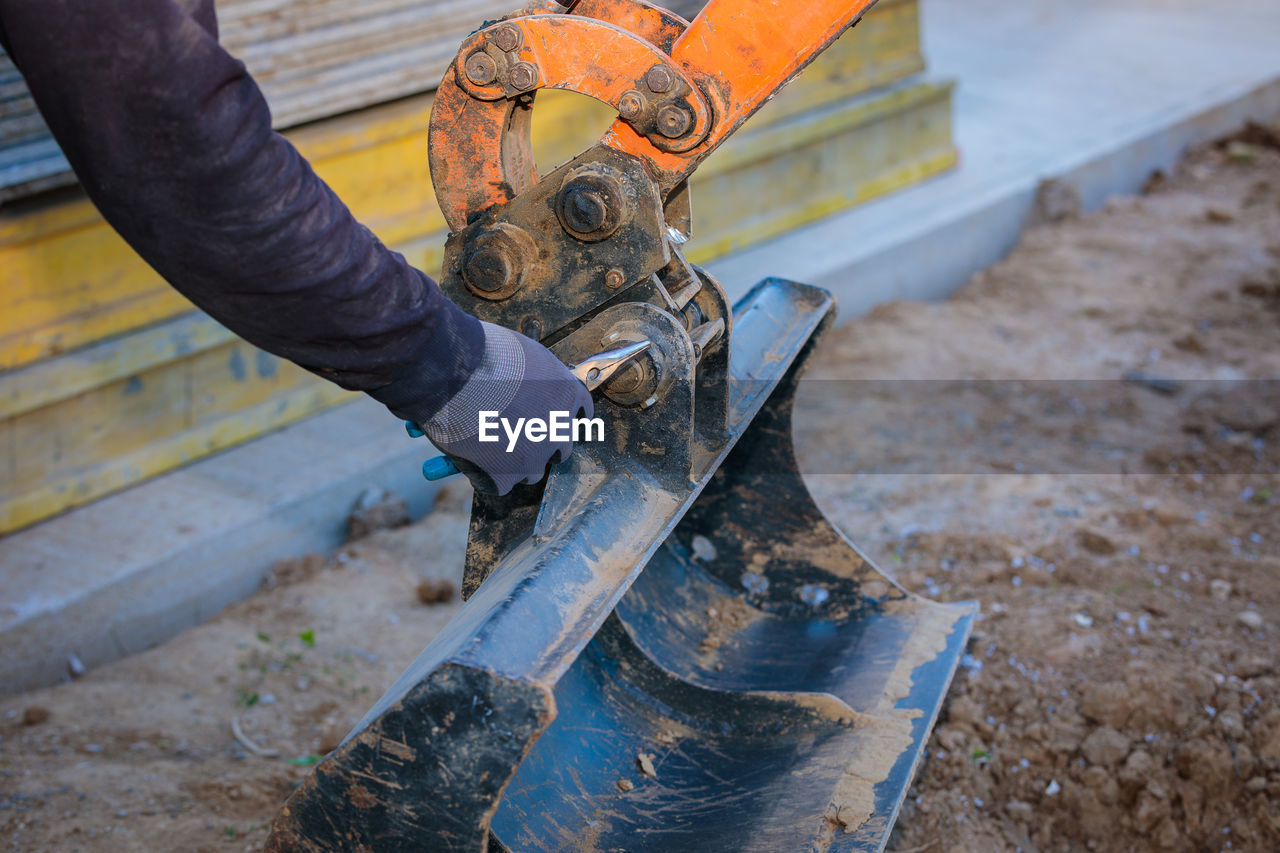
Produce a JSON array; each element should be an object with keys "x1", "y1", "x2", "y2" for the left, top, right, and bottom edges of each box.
[{"x1": 415, "y1": 322, "x2": 593, "y2": 495}]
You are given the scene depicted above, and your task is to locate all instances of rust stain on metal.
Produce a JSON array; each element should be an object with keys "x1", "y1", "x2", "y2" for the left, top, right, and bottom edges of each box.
[{"x1": 821, "y1": 597, "x2": 961, "y2": 839}]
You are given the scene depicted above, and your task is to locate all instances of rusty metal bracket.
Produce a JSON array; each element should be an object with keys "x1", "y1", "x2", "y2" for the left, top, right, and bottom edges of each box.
[
  {"x1": 429, "y1": 10, "x2": 709, "y2": 232},
  {"x1": 439, "y1": 147, "x2": 669, "y2": 341}
]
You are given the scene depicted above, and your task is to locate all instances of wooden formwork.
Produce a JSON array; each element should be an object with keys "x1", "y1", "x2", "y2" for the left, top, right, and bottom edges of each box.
[{"x1": 0, "y1": 0, "x2": 952, "y2": 534}]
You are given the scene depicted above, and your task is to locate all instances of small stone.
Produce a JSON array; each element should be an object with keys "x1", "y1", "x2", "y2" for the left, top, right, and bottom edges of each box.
[
  {"x1": 1076, "y1": 529, "x2": 1117, "y2": 555},
  {"x1": 346, "y1": 487, "x2": 410, "y2": 541},
  {"x1": 1204, "y1": 205, "x2": 1236, "y2": 223},
  {"x1": 1081, "y1": 681, "x2": 1132, "y2": 728},
  {"x1": 1082, "y1": 726, "x2": 1131, "y2": 767},
  {"x1": 1006, "y1": 799, "x2": 1033, "y2": 820},
  {"x1": 1235, "y1": 656, "x2": 1273, "y2": 678},
  {"x1": 416, "y1": 578, "x2": 456, "y2": 605},
  {"x1": 1045, "y1": 779, "x2": 1061, "y2": 796},
  {"x1": 1245, "y1": 776, "x2": 1268, "y2": 793},
  {"x1": 1216, "y1": 710, "x2": 1245, "y2": 741},
  {"x1": 636, "y1": 752, "x2": 656, "y2": 778},
  {"x1": 1209, "y1": 579, "x2": 1232, "y2": 601},
  {"x1": 115, "y1": 809, "x2": 129, "y2": 819},
  {"x1": 616, "y1": 778, "x2": 634, "y2": 793},
  {"x1": 21, "y1": 706, "x2": 50, "y2": 726},
  {"x1": 1236, "y1": 610, "x2": 1264, "y2": 630}
]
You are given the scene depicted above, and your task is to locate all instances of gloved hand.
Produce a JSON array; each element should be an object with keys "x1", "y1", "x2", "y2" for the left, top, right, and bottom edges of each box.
[{"x1": 412, "y1": 322, "x2": 593, "y2": 495}]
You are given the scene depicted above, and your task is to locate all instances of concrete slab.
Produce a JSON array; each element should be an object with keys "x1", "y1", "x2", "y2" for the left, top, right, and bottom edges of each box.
[
  {"x1": 5, "y1": 0, "x2": 1280, "y2": 692},
  {"x1": 707, "y1": 0, "x2": 1280, "y2": 312},
  {"x1": 0, "y1": 399, "x2": 441, "y2": 694}
]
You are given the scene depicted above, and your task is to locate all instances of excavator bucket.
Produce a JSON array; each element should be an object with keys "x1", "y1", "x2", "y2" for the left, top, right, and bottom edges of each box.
[
  {"x1": 269, "y1": 280, "x2": 975, "y2": 852},
  {"x1": 270, "y1": 2, "x2": 975, "y2": 849}
]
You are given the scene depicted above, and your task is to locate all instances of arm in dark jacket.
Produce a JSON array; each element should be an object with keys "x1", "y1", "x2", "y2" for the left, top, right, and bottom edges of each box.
[{"x1": 0, "y1": 0, "x2": 483, "y2": 421}]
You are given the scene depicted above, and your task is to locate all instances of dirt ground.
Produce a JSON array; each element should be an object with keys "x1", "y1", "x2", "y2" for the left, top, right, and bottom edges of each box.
[{"x1": 3, "y1": 125, "x2": 1280, "y2": 852}]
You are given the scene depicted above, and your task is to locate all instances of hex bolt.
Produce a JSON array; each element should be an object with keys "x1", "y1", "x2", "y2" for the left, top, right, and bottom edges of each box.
[
  {"x1": 657, "y1": 105, "x2": 692, "y2": 138},
  {"x1": 462, "y1": 245, "x2": 516, "y2": 293},
  {"x1": 562, "y1": 186, "x2": 609, "y2": 234},
  {"x1": 605, "y1": 268, "x2": 626, "y2": 289},
  {"x1": 556, "y1": 171, "x2": 626, "y2": 241},
  {"x1": 464, "y1": 52, "x2": 499, "y2": 86},
  {"x1": 644, "y1": 64, "x2": 674, "y2": 93},
  {"x1": 509, "y1": 62, "x2": 538, "y2": 91},
  {"x1": 492, "y1": 24, "x2": 521, "y2": 52},
  {"x1": 520, "y1": 317, "x2": 543, "y2": 340},
  {"x1": 459, "y1": 224, "x2": 535, "y2": 299},
  {"x1": 618, "y1": 91, "x2": 646, "y2": 121}
]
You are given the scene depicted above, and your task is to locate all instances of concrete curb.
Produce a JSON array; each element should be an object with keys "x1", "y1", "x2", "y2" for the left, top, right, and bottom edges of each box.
[
  {"x1": 1, "y1": 400, "x2": 440, "y2": 694},
  {"x1": 708, "y1": 76, "x2": 1280, "y2": 315}
]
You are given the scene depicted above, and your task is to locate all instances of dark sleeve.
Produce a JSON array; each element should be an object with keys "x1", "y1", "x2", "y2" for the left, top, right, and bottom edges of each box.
[{"x1": 0, "y1": 0, "x2": 484, "y2": 421}]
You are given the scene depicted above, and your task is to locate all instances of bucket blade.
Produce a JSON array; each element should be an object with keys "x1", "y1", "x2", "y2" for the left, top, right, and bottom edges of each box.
[
  {"x1": 490, "y1": 335, "x2": 975, "y2": 852},
  {"x1": 268, "y1": 279, "x2": 973, "y2": 853}
]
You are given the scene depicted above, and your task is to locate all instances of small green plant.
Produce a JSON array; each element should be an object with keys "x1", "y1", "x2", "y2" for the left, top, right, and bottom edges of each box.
[
  {"x1": 298, "y1": 629, "x2": 316, "y2": 647},
  {"x1": 256, "y1": 631, "x2": 271, "y2": 643},
  {"x1": 239, "y1": 690, "x2": 260, "y2": 707},
  {"x1": 970, "y1": 748, "x2": 991, "y2": 761},
  {"x1": 287, "y1": 753, "x2": 322, "y2": 766}
]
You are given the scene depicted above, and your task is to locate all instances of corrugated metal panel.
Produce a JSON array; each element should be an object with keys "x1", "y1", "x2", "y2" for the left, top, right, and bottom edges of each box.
[{"x1": 0, "y1": 0, "x2": 515, "y2": 202}]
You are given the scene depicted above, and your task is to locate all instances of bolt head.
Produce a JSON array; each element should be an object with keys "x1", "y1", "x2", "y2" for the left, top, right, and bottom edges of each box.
[
  {"x1": 656, "y1": 105, "x2": 692, "y2": 139},
  {"x1": 509, "y1": 62, "x2": 538, "y2": 91},
  {"x1": 556, "y1": 171, "x2": 626, "y2": 242},
  {"x1": 462, "y1": 246, "x2": 515, "y2": 293},
  {"x1": 605, "y1": 268, "x2": 625, "y2": 289},
  {"x1": 618, "y1": 91, "x2": 646, "y2": 121},
  {"x1": 492, "y1": 24, "x2": 521, "y2": 52},
  {"x1": 644, "y1": 64, "x2": 675, "y2": 93},
  {"x1": 562, "y1": 186, "x2": 609, "y2": 234},
  {"x1": 464, "y1": 52, "x2": 498, "y2": 86}
]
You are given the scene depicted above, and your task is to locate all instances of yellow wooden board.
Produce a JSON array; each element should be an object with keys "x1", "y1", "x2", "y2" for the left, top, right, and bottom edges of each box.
[
  {"x1": 0, "y1": 0, "x2": 923, "y2": 371},
  {"x1": 0, "y1": 77, "x2": 953, "y2": 535},
  {"x1": 0, "y1": 0, "x2": 949, "y2": 534},
  {"x1": 1, "y1": 344, "x2": 352, "y2": 533}
]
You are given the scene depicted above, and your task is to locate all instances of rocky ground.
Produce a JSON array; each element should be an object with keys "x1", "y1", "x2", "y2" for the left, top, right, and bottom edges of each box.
[{"x1": 2, "y1": 124, "x2": 1279, "y2": 851}]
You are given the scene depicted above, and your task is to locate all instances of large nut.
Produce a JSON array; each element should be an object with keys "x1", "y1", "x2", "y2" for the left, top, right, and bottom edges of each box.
[
  {"x1": 561, "y1": 185, "x2": 610, "y2": 234},
  {"x1": 464, "y1": 52, "x2": 498, "y2": 86},
  {"x1": 460, "y1": 223, "x2": 537, "y2": 300},
  {"x1": 656, "y1": 105, "x2": 692, "y2": 139},
  {"x1": 618, "y1": 90, "x2": 647, "y2": 122},
  {"x1": 509, "y1": 62, "x2": 538, "y2": 91},
  {"x1": 491, "y1": 24, "x2": 521, "y2": 52},
  {"x1": 556, "y1": 170, "x2": 627, "y2": 242},
  {"x1": 644, "y1": 64, "x2": 675, "y2": 93}
]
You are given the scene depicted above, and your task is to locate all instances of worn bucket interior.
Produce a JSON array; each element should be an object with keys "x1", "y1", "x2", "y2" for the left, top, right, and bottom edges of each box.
[
  {"x1": 268, "y1": 279, "x2": 975, "y2": 853},
  {"x1": 490, "y1": 364, "x2": 975, "y2": 852}
]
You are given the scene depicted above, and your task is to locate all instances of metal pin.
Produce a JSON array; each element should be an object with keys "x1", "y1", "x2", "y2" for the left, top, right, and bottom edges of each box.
[{"x1": 688, "y1": 319, "x2": 725, "y2": 360}]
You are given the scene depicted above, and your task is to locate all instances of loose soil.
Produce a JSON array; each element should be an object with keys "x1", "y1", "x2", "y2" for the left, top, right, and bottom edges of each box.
[{"x1": 3, "y1": 126, "x2": 1280, "y2": 852}]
